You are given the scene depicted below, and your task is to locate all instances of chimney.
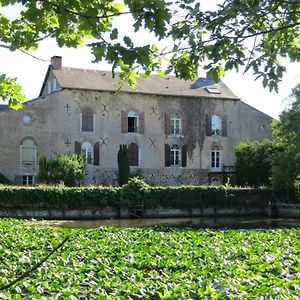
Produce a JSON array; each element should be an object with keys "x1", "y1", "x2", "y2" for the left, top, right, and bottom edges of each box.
[{"x1": 51, "y1": 56, "x2": 62, "y2": 70}]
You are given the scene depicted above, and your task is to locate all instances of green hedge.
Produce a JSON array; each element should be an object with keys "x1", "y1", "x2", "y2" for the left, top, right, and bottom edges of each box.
[
  {"x1": 0, "y1": 186, "x2": 121, "y2": 209},
  {"x1": 0, "y1": 179, "x2": 275, "y2": 210}
]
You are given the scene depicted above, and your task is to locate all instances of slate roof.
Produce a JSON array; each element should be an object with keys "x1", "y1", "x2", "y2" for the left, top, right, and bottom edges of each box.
[
  {"x1": 51, "y1": 67, "x2": 239, "y2": 100},
  {"x1": 0, "y1": 104, "x2": 8, "y2": 111}
]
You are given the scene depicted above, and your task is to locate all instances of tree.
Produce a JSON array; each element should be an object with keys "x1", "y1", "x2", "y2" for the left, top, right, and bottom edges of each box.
[
  {"x1": 1, "y1": 0, "x2": 300, "y2": 108},
  {"x1": 235, "y1": 139, "x2": 276, "y2": 187},
  {"x1": 38, "y1": 155, "x2": 48, "y2": 184},
  {"x1": 272, "y1": 84, "x2": 300, "y2": 191},
  {"x1": 117, "y1": 145, "x2": 130, "y2": 186},
  {"x1": 41, "y1": 154, "x2": 86, "y2": 186}
]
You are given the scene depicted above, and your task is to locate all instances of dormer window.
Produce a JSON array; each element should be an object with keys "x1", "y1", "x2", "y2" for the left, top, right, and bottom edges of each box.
[{"x1": 47, "y1": 78, "x2": 57, "y2": 94}]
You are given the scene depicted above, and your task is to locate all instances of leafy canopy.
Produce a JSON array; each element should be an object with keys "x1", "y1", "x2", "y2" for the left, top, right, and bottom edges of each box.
[
  {"x1": 38, "y1": 154, "x2": 86, "y2": 186},
  {"x1": 235, "y1": 139, "x2": 277, "y2": 187},
  {"x1": 272, "y1": 84, "x2": 300, "y2": 191},
  {"x1": 1, "y1": 0, "x2": 300, "y2": 107}
]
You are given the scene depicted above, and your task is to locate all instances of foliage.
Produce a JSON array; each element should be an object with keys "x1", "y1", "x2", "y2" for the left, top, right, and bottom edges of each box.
[
  {"x1": 0, "y1": 172, "x2": 11, "y2": 185},
  {"x1": 235, "y1": 140, "x2": 277, "y2": 187},
  {"x1": 121, "y1": 177, "x2": 149, "y2": 203},
  {"x1": 0, "y1": 219, "x2": 300, "y2": 298},
  {"x1": 46, "y1": 154, "x2": 86, "y2": 187},
  {"x1": 0, "y1": 74, "x2": 24, "y2": 109},
  {"x1": 1, "y1": 0, "x2": 300, "y2": 107},
  {"x1": 272, "y1": 84, "x2": 300, "y2": 191},
  {"x1": 0, "y1": 186, "x2": 120, "y2": 209},
  {"x1": 117, "y1": 145, "x2": 130, "y2": 186},
  {"x1": 0, "y1": 182, "x2": 274, "y2": 210},
  {"x1": 37, "y1": 155, "x2": 48, "y2": 184}
]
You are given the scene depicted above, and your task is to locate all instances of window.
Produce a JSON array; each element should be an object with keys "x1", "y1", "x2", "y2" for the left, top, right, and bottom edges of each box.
[
  {"x1": 128, "y1": 143, "x2": 139, "y2": 166},
  {"x1": 81, "y1": 108, "x2": 94, "y2": 132},
  {"x1": 21, "y1": 139, "x2": 37, "y2": 165},
  {"x1": 170, "y1": 145, "x2": 181, "y2": 166},
  {"x1": 47, "y1": 78, "x2": 57, "y2": 94},
  {"x1": 128, "y1": 111, "x2": 138, "y2": 133},
  {"x1": 171, "y1": 117, "x2": 182, "y2": 135},
  {"x1": 212, "y1": 115, "x2": 222, "y2": 135},
  {"x1": 165, "y1": 144, "x2": 187, "y2": 167},
  {"x1": 81, "y1": 142, "x2": 93, "y2": 164},
  {"x1": 121, "y1": 111, "x2": 144, "y2": 134},
  {"x1": 22, "y1": 175, "x2": 34, "y2": 186},
  {"x1": 211, "y1": 145, "x2": 221, "y2": 171}
]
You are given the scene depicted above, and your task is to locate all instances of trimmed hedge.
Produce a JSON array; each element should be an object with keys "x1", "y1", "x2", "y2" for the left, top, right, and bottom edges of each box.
[
  {"x1": 0, "y1": 186, "x2": 120, "y2": 209},
  {"x1": 0, "y1": 179, "x2": 275, "y2": 210}
]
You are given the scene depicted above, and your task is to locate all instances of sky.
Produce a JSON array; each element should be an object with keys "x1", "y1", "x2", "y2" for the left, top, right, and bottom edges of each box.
[{"x1": 1, "y1": 1, "x2": 299, "y2": 118}]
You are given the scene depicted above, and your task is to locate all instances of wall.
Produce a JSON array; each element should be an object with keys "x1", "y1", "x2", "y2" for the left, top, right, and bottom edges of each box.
[{"x1": 0, "y1": 80, "x2": 273, "y2": 186}]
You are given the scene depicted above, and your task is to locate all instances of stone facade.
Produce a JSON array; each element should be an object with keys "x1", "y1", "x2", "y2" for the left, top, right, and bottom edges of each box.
[{"x1": 0, "y1": 57, "x2": 273, "y2": 186}]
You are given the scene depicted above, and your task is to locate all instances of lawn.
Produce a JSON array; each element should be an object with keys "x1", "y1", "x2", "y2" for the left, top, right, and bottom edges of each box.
[{"x1": 0, "y1": 219, "x2": 299, "y2": 299}]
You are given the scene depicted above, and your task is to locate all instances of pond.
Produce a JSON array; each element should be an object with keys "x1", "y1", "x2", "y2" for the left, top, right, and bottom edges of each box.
[{"x1": 33, "y1": 216, "x2": 300, "y2": 229}]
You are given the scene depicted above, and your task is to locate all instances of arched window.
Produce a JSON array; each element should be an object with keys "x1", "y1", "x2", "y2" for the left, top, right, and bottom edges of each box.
[
  {"x1": 81, "y1": 108, "x2": 94, "y2": 132},
  {"x1": 128, "y1": 143, "x2": 139, "y2": 166},
  {"x1": 128, "y1": 111, "x2": 138, "y2": 132},
  {"x1": 21, "y1": 139, "x2": 37, "y2": 165},
  {"x1": 170, "y1": 144, "x2": 181, "y2": 166},
  {"x1": 211, "y1": 115, "x2": 222, "y2": 135},
  {"x1": 211, "y1": 145, "x2": 221, "y2": 171},
  {"x1": 81, "y1": 142, "x2": 93, "y2": 164}
]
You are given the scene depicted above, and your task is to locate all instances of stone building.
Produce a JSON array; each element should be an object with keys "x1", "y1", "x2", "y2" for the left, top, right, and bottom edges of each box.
[{"x1": 0, "y1": 56, "x2": 273, "y2": 186}]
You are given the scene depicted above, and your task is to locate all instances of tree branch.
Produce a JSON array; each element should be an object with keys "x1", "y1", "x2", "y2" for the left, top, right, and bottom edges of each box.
[
  {"x1": 17, "y1": 49, "x2": 50, "y2": 62},
  {"x1": 38, "y1": 0, "x2": 134, "y2": 20},
  {"x1": 0, "y1": 236, "x2": 70, "y2": 291}
]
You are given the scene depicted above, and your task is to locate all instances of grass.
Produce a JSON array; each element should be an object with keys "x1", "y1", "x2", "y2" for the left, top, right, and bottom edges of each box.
[{"x1": 0, "y1": 218, "x2": 299, "y2": 299}]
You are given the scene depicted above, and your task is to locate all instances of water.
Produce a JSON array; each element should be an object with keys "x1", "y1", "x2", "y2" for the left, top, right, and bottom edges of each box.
[{"x1": 38, "y1": 217, "x2": 300, "y2": 229}]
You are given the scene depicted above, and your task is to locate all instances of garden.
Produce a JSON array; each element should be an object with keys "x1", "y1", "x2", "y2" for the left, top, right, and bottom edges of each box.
[{"x1": 0, "y1": 218, "x2": 299, "y2": 299}]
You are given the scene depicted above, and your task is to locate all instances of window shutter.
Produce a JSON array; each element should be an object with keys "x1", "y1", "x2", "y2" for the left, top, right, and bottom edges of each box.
[
  {"x1": 164, "y1": 113, "x2": 171, "y2": 135},
  {"x1": 139, "y1": 112, "x2": 145, "y2": 134},
  {"x1": 222, "y1": 115, "x2": 227, "y2": 137},
  {"x1": 75, "y1": 141, "x2": 81, "y2": 155},
  {"x1": 206, "y1": 114, "x2": 212, "y2": 136},
  {"x1": 94, "y1": 142, "x2": 100, "y2": 166},
  {"x1": 182, "y1": 116, "x2": 188, "y2": 136},
  {"x1": 165, "y1": 144, "x2": 171, "y2": 167},
  {"x1": 181, "y1": 144, "x2": 187, "y2": 167},
  {"x1": 128, "y1": 143, "x2": 139, "y2": 166},
  {"x1": 121, "y1": 111, "x2": 128, "y2": 133},
  {"x1": 82, "y1": 108, "x2": 94, "y2": 132}
]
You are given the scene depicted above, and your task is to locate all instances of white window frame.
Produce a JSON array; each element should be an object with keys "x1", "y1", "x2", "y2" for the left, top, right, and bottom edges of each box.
[
  {"x1": 211, "y1": 115, "x2": 222, "y2": 136},
  {"x1": 128, "y1": 111, "x2": 139, "y2": 133},
  {"x1": 171, "y1": 117, "x2": 182, "y2": 136},
  {"x1": 170, "y1": 145, "x2": 181, "y2": 166},
  {"x1": 22, "y1": 175, "x2": 35, "y2": 186},
  {"x1": 20, "y1": 139, "x2": 37, "y2": 166},
  {"x1": 211, "y1": 146, "x2": 221, "y2": 172},
  {"x1": 81, "y1": 142, "x2": 93, "y2": 164}
]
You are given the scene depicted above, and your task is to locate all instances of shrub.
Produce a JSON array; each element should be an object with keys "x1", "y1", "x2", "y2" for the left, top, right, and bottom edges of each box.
[
  {"x1": 38, "y1": 155, "x2": 48, "y2": 183},
  {"x1": 0, "y1": 172, "x2": 12, "y2": 185},
  {"x1": 235, "y1": 140, "x2": 277, "y2": 187},
  {"x1": 117, "y1": 145, "x2": 130, "y2": 186},
  {"x1": 40, "y1": 154, "x2": 86, "y2": 186}
]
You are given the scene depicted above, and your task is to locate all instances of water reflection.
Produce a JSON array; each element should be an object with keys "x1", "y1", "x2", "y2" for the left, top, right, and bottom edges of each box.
[{"x1": 44, "y1": 217, "x2": 300, "y2": 229}]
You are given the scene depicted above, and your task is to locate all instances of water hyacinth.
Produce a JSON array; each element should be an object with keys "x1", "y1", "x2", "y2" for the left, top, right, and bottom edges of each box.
[{"x1": 0, "y1": 219, "x2": 299, "y2": 299}]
